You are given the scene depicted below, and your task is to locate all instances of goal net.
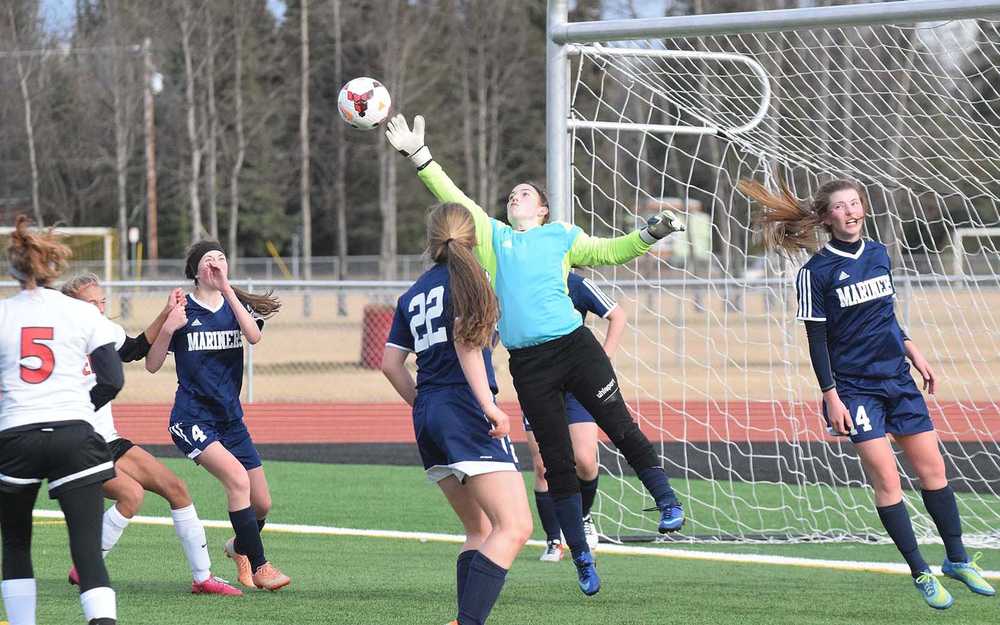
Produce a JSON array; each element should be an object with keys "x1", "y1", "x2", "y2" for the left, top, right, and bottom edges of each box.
[
  {"x1": 558, "y1": 5, "x2": 1000, "y2": 546},
  {"x1": 0, "y1": 226, "x2": 114, "y2": 285}
]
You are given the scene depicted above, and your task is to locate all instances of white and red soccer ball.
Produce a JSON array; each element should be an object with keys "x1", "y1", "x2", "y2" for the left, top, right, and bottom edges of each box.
[{"x1": 337, "y1": 77, "x2": 391, "y2": 131}]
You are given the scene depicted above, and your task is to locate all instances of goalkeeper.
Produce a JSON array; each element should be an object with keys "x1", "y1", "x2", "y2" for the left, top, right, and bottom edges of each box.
[{"x1": 387, "y1": 114, "x2": 685, "y2": 597}]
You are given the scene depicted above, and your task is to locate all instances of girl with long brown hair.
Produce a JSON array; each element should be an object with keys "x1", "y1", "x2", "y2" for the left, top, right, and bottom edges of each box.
[
  {"x1": 381, "y1": 203, "x2": 531, "y2": 625},
  {"x1": 145, "y1": 240, "x2": 289, "y2": 592},
  {"x1": 741, "y1": 178, "x2": 994, "y2": 609},
  {"x1": 0, "y1": 216, "x2": 124, "y2": 625}
]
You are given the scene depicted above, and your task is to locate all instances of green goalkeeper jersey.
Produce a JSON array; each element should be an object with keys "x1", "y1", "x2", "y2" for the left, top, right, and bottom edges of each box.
[{"x1": 417, "y1": 162, "x2": 651, "y2": 349}]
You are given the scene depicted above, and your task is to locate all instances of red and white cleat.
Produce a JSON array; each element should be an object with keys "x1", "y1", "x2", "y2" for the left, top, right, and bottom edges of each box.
[{"x1": 192, "y1": 575, "x2": 243, "y2": 596}]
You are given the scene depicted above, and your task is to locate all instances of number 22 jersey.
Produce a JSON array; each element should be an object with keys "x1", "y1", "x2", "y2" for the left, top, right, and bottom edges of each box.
[{"x1": 386, "y1": 263, "x2": 498, "y2": 393}]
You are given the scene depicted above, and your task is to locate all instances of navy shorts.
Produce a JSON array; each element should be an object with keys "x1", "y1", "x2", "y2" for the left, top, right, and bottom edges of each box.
[
  {"x1": 522, "y1": 392, "x2": 594, "y2": 433},
  {"x1": 413, "y1": 385, "x2": 518, "y2": 483},
  {"x1": 169, "y1": 416, "x2": 262, "y2": 470},
  {"x1": 823, "y1": 372, "x2": 934, "y2": 444}
]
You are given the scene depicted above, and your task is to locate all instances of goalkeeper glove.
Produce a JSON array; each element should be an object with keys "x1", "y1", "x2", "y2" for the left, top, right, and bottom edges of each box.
[
  {"x1": 639, "y1": 209, "x2": 686, "y2": 244},
  {"x1": 385, "y1": 114, "x2": 432, "y2": 169}
]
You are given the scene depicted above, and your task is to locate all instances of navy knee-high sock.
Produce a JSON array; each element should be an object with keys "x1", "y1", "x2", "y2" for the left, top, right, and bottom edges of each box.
[
  {"x1": 877, "y1": 501, "x2": 929, "y2": 577},
  {"x1": 456, "y1": 550, "x2": 476, "y2": 609},
  {"x1": 921, "y1": 486, "x2": 968, "y2": 564},
  {"x1": 229, "y1": 507, "x2": 266, "y2": 570},
  {"x1": 534, "y1": 491, "x2": 562, "y2": 542},
  {"x1": 579, "y1": 477, "x2": 599, "y2": 517},
  {"x1": 551, "y1": 493, "x2": 588, "y2": 558},
  {"x1": 457, "y1": 553, "x2": 508, "y2": 625},
  {"x1": 636, "y1": 467, "x2": 677, "y2": 509}
]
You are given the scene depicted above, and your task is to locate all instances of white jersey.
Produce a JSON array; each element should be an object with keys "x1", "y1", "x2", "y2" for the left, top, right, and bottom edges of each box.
[
  {"x1": 0, "y1": 288, "x2": 120, "y2": 432},
  {"x1": 86, "y1": 321, "x2": 128, "y2": 442}
]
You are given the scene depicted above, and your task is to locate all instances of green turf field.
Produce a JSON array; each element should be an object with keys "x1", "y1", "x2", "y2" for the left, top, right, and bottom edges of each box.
[{"x1": 15, "y1": 459, "x2": 1000, "y2": 624}]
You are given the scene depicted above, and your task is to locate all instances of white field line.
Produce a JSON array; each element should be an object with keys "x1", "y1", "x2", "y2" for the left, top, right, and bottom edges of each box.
[{"x1": 33, "y1": 509, "x2": 1000, "y2": 579}]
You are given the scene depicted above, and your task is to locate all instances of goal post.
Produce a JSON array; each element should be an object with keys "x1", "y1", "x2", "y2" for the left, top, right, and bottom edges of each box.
[
  {"x1": 0, "y1": 226, "x2": 115, "y2": 284},
  {"x1": 546, "y1": 0, "x2": 1000, "y2": 546}
]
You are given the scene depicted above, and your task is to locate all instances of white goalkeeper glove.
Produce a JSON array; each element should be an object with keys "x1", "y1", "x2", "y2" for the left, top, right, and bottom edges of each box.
[
  {"x1": 385, "y1": 114, "x2": 432, "y2": 169},
  {"x1": 639, "y1": 209, "x2": 686, "y2": 244}
]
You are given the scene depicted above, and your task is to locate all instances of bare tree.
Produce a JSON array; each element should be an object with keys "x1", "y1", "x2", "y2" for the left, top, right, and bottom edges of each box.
[
  {"x1": 228, "y1": 1, "x2": 248, "y2": 269},
  {"x1": 8, "y1": 4, "x2": 44, "y2": 226},
  {"x1": 332, "y1": 0, "x2": 348, "y2": 313},
  {"x1": 300, "y1": 0, "x2": 312, "y2": 281},
  {"x1": 181, "y1": 0, "x2": 203, "y2": 244},
  {"x1": 206, "y1": 5, "x2": 219, "y2": 240}
]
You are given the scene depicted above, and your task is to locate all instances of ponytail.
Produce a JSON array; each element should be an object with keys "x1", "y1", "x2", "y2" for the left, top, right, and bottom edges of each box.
[
  {"x1": 232, "y1": 286, "x2": 281, "y2": 319},
  {"x1": 7, "y1": 215, "x2": 72, "y2": 286},
  {"x1": 427, "y1": 203, "x2": 498, "y2": 348}
]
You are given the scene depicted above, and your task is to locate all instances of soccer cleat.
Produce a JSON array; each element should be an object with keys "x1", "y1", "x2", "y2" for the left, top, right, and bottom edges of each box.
[
  {"x1": 572, "y1": 551, "x2": 601, "y2": 596},
  {"x1": 252, "y1": 561, "x2": 291, "y2": 591},
  {"x1": 192, "y1": 575, "x2": 244, "y2": 596},
  {"x1": 942, "y1": 552, "x2": 996, "y2": 596},
  {"x1": 223, "y1": 538, "x2": 255, "y2": 588},
  {"x1": 913, "y1": 572, "x2": 954, "y2": 609},
  {"x1": 658, "y1": 503, "x2": 685, "y2": 533},
  {"x1": 68, "y1": 565, "x2": 80, "y2": 586},
  {"x1": 582, "y1": 514, "x2": 600, "y2": 551},
  {"x1": 540, "y1": 539, "x2": 564, "y2": 562}
]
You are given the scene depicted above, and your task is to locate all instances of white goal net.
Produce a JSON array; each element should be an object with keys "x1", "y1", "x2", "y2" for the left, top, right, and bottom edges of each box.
[{"x1": 559, "y1": 6, "x2": 1000, "y2": 546}]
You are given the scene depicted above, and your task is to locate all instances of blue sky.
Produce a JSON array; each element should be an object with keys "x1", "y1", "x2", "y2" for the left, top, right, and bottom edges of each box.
[{"x1": 41, "y1": 0, "x2": 288, "y2": 33}]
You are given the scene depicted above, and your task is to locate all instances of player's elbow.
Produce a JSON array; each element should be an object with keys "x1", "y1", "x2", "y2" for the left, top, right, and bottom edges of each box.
[{"x1": 245, "y1": 334, "x2": 262, "y2": 345}]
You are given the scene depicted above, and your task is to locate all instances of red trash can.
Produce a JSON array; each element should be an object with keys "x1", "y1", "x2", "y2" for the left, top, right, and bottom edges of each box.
[{"x1": 360, "y1": 304, "x2": 395, "y2": 369}]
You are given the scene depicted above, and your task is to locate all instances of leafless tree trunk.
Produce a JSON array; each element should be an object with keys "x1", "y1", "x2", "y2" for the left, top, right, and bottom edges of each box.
[
  {"x1": 9, "y1": 6, "x2": 43, "y2": 227},
  {"x1": 332, "y1": 0, "x2": 348, "y2": 314},
  {"x1": 206, "y1": 7, "x2": 219, "y2": 240},
  {"x1": 181, "y1": 0, "x2": 203, "y2": 244},
  {"x1": 300, "y1": 0, "x2": 312, "y2": 281},
  {"x1": 112, "y1": 47, "x2": 129, "y2": 277},
  {"x1": 228, "y1": 3, "x2": 247, "y2": 270}
]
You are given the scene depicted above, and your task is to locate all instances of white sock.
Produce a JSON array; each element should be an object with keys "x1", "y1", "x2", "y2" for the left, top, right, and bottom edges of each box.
[
  {"x1": 1, "y1": 578, "x2": 36, "y2": 625},
  {"x1": 80, "y1": 586, "x2": 116, "y2": 622},
  {"x1": 101, "y1": 504, "x2": 131, "y2": 556},
  {"x1": 171, "y1": 504, "x2": 211, "y2": 583}
]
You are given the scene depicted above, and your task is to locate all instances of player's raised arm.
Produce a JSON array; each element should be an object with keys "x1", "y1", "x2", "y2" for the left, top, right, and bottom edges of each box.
[
  {"x1": 567, "y1": 209, "x2": 685, "y2": 268},
  {"x1": 385, "y1": 114, "x2": 494, "y2": 268},
  {"x1": 146, "y1": 302, "x2": 186, "y2": 374}
]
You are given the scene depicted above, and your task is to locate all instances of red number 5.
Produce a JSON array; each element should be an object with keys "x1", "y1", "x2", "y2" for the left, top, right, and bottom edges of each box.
[{"x1": 20, "y1": 327, "x2": 55, "y2": 384}]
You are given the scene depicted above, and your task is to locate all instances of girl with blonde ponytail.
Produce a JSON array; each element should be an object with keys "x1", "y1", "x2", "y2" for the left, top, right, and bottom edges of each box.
[
  {"x1": 741, "y1": 178, "x2": 994, "y2": 608},
  {"x1": 381, "y1": 202, "x2": 531, "y2": 625}
]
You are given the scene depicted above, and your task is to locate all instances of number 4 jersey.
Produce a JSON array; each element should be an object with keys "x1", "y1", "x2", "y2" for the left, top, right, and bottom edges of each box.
[
  {"x1": 386, "y1": 263, "x2": 498, "y2": 393},
  {"x1": 0, "y1": 288, "x2": 120, "y2": 432}
]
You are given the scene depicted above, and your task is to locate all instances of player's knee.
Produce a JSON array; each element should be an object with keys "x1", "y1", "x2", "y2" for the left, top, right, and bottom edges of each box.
[
  {"x1": 223, "y1": 471, "x2": 251, "y2": 500},
  {"x1": 510, "y1": 513, "x2": 533, "y2": 546},
  {"x1": 160, "y1": 473, "x2": 191, "y2": 508},
  {"x1": 574, "y1": 454, "x2": 599, "y2": 481},
  {"x1": 253, "y1": 492, "x2": 272, "y2": 518},
  {"x1": 116, "y1": 483, "x2": 145, "y2": 518}
]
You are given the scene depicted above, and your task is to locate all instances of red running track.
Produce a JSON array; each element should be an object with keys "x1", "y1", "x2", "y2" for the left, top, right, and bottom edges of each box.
[{"x1": 113, "y1": 401, "x2": 1000, "y2": 445}]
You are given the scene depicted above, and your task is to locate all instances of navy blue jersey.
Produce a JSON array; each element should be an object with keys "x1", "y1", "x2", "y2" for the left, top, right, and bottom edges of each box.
[
  {"x1": 386, "y1": 264, "x2": 498, "y2": 393},
  {"x1": 169, "y1": 294, "x2": 254, "y2": 420},
  {"x1": 568, "y1": 273, "x2": 616, "y2": 323},
  {"x1": 796, "y1": 240, "x2": 907, "y2": 379}
]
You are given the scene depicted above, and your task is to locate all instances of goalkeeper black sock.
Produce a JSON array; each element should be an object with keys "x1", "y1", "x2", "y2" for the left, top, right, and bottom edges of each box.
[
  {"x1": 534, "y1": 491, "x2": 562, "y2": 542},
  {"x1": 551, "y1": 493, "x2": 588, "y2": 558},
  {"x1": 877, "y1": 501, "x2": 929, "y2": 577},
  {"x1": 457, "y1": 552, "x2": 507, "y2": 625},
  {"x1": 921, "y1": 486, "x2": 968, "y2": 563},
  {"x1": 636, "y1": 467, "x2": 677, "y2": 510},
  {"x1": 579, "y1": 477, "x2": 599, "y2": 518}
]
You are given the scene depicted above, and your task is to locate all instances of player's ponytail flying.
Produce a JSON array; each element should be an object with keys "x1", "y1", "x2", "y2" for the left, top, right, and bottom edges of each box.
[
  {"x1": 7, "y1": 214, "x2": 72, "y2": 286},
  {"x1": 427, "y1": 203, "x2": 498, "y2": 349},
  {"x1": 184, "y1": 240, "x2": 281, "y2": 318},
  {"x1": 739, "y1": 178, "x2": 866, "y2": 253}
]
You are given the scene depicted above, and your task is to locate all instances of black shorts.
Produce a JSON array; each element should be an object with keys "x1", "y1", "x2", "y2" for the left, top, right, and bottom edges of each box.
[
  {"x1": 0, "y1": 421, "x2": 115, "y2": 499},
  {"x1": 108, "y1": 437, "x2": 136, "y2": 463}
]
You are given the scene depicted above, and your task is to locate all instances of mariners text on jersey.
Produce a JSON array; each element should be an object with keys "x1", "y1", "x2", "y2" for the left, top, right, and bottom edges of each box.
[
  {"x1": 835, "y1": 274, "x2": 894, "y2": 308},
  {"x1": 187, "y1": 329, "x2": 243, "y2": 351}
]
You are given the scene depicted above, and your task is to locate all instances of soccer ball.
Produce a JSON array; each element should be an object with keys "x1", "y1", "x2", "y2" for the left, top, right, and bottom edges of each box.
[{"x1": 337, "y1": 77, "x2": 391, "y2": 131}]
